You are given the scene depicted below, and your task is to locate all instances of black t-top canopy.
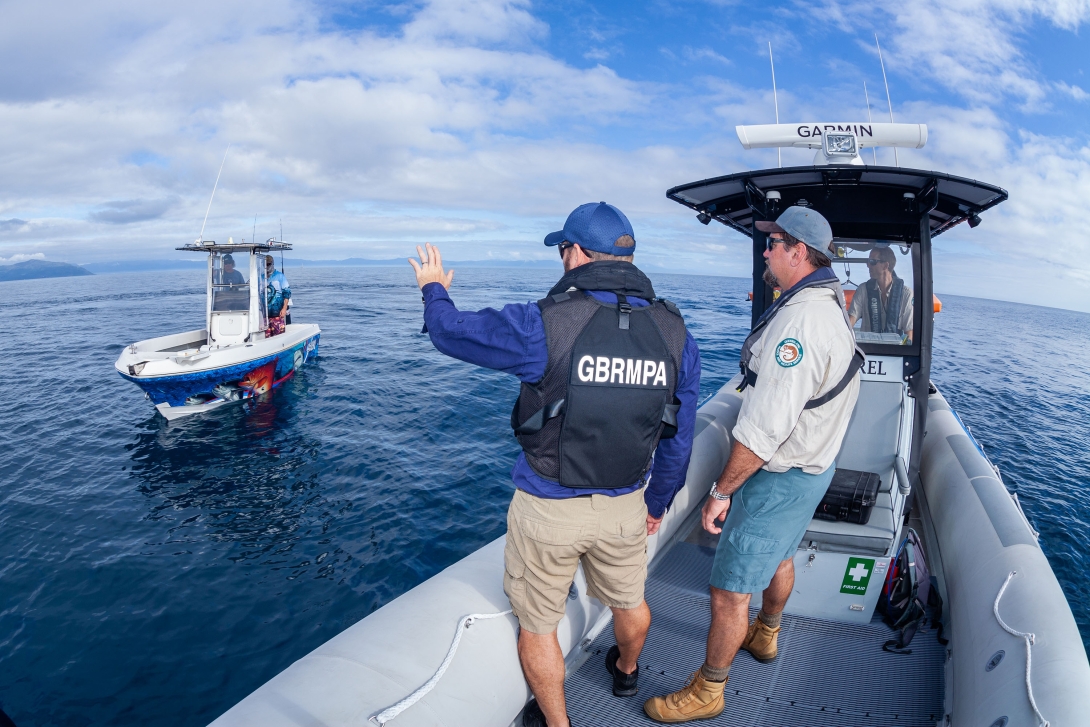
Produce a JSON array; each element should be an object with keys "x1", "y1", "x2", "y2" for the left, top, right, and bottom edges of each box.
[
  {"x1": 667, "y1": 165, "x2": 1007, "y2": 242},
  {"x1": 176, "y1": 240, "x2": 293, "y2": 254}
]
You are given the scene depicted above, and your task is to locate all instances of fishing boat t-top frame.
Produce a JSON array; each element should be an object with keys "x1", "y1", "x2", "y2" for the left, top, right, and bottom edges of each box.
[
  {"x1": 176, "y1": 239, "x2": 293, "y2": 347},
  {"x1": 666, "y1": 129, "x2": 1007, "y2": 485}
]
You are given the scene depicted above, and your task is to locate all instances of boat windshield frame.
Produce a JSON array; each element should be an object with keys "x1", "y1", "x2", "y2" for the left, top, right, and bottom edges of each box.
[
  {"x1": 828, "y1": 237, "x2": 923, "y2": 359},
  {"x1": 177, "y1": 241, "x2": 293, "y2": 343}
]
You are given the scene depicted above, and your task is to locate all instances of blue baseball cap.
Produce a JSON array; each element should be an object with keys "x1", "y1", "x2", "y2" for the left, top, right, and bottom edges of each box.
[
  {"x1": 756, "y1": 206, "x2": 835, "y2": 257},
  {"x1": 544, "y1": 202, "x2": 636, "y2": 256}
]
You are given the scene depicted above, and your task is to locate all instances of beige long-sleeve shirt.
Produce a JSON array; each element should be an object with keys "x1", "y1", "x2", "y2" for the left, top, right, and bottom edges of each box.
[{"x1": 732, "y1": 287, "x2": 860, "y2": 475}]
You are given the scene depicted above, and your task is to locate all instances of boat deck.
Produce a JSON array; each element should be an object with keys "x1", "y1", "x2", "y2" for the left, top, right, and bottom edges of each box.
[{"x1": 565, "y1": 525, "x2": 946, "y2": 727}]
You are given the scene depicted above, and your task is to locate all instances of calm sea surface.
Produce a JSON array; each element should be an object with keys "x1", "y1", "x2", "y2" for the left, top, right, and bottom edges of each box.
[{"x1": 0, "y1": 267, "x2": 1087, "y2": 725}]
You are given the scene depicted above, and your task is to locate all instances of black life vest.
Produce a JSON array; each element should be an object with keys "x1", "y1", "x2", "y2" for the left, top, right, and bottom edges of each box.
[
  {"x1": 864, "y1": 274, "x2": 905, "y2": 334},
  {"x1": 511, "y1": 261, "x2": 686, "y2": 490},
  {"x1": 738, "y1": 270, "x2": 863, "y2": 410}
]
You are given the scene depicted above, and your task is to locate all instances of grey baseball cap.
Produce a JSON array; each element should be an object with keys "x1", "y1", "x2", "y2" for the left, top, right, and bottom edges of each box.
[{"x1": 756, "y1": 206, "x2": 835, "y2": 257}]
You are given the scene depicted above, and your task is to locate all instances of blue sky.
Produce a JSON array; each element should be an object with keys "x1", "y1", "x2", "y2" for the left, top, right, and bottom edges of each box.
[{"x1": 0, "y1": 0, "x2": 1087, "y2": 309}]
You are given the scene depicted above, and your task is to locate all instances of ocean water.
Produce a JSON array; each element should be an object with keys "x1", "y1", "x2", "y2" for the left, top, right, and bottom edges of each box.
[{"x1": 0, "y1": 267, "x2": 1086, "y2": 726}]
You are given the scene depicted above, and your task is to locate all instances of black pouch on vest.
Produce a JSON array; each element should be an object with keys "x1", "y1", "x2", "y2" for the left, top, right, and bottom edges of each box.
[{"x1": 814, "y1": 469, "x2": 880, "y2": 524}]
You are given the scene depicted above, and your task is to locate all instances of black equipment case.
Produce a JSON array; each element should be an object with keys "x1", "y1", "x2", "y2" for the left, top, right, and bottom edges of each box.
[{"x1": 814, "y1": 468, "x2": 881, "y2": 524}]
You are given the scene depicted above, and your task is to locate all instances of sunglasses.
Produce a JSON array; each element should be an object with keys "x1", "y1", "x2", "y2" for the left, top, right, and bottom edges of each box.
[
  {"x1": 866, "y1": 259, "x2": 884, "y2": 266},
  {"x1": 765, "y1": 238, "x2": 788, "y2": 252}
]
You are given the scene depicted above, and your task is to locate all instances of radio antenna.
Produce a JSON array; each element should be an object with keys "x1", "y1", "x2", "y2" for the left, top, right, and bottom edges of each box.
[
  {"x1": 280, "y1": 218, "x2": 284, "y2": 270},
  {"x1": 874, "y1": 35, "x2": 898, "y2": 167},
  {"x1": 863, "y1": 81, "x2": 878, "y2": 165},
  {"x1": 198, "y1": 144, "x2": 231, "y2": 243},
  {"x1": 769, "y1": 42, "x2": 781, "y2": 169}
]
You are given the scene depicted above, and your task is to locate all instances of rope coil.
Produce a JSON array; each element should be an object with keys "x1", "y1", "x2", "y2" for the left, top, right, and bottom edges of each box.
[
  {"x1": 369, "y1": 610, "x2": 513, "y2": 726},
  {"x1": 993, "y1": 571, "x2": 1049, "y2": 727}
]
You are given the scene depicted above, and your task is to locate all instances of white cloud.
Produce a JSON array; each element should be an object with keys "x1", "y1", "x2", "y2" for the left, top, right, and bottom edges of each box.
[
  {"x1": 0, "y1": 252, "x2": 45, "y2": 265},
  {"x1": 894, "y1": 101, "x2": 1090, "y2": 309},
  {"x1": 683, "y1": 47, "x2": 732, "y2": 65},
  {"x1": 1056, "y1": 82, "x2": 1089, "y2": 101},
  {"x1": 823, "y1": 0, "x2": 1090, "y2": 108},
  {"x1": 0, "y1": 0, "x2": 1088, "y2": 310}
]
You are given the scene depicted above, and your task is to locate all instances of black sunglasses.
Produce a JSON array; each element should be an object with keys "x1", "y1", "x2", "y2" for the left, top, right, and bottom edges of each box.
[
  {"x1": 765, "y1": 238, "x2": 788, "y2": 252},
  {"x1": 866, "y1": 259, "x2": 884, "y2": 266}
]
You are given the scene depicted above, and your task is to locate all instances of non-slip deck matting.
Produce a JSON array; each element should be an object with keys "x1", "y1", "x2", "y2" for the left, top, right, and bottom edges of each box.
[{"x1": 565, "y1": 540, "x2": 945, "y2": 727}]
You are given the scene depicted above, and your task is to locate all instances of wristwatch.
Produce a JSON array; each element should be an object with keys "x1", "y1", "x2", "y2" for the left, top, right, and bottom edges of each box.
[{"x1": 709, "y1": 482, "x2": 731, "y2": 502}]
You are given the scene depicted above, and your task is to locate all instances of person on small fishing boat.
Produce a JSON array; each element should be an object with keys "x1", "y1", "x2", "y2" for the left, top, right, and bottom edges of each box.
[
  {"x1": 217, "y1": 253, "x2": 246, "y2": 285},
  {"x1": 644, "y1": 206, "x2": 861, "y2": 724},
  {"x1": 409, "y1": 202, "x2": 700, "y2": 727},
  {"x1": 265, "y1": 255, "x2": 291, "y2": 335},
  {"x1": 848, "y1": 245, "x2": 913, "y2": 341}
]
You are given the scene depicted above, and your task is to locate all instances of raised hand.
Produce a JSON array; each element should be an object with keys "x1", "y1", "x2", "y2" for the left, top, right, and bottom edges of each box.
[{"x1": 408, "y1": 243, "x2": 455, "y2": 291}]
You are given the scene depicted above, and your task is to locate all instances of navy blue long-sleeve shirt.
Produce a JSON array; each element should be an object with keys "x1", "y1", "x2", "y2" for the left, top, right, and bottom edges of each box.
[{"x1": 421, "y1": 281, "x2": 700, "y2": 518}]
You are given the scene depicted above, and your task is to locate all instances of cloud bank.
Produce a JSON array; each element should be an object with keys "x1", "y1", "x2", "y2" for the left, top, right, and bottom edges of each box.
[{"x1": 0, "y1": 0, "x2": 1086, "y2": 309}]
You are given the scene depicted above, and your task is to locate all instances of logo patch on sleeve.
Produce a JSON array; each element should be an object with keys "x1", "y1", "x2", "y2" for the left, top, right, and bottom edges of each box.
[{"x1": 774, "y1": 338, "x2": 803, "y2": 367}]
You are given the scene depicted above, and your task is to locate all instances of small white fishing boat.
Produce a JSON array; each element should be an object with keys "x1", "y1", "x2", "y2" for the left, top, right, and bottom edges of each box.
[
  {"x1": 115, "y1": 240, "x2": 320, "y2": 420},
  {"x1": 207, "y1": 122, "x2": 1088, "y2": 727}
]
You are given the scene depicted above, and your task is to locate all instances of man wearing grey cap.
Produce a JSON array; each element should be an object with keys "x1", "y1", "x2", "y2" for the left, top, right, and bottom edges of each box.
[
  {"x1": 217, "y1": 254, "x2": 245, "y2": 285},
  {"x1": 645, "y1": 206, "x2": 862, "y2": 724}
]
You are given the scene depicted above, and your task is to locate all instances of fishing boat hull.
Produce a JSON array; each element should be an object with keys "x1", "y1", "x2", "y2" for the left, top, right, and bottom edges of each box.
[
  {"x1": 207, "y1": 379, "x2": 1090, "y2": 727},
  {"x1": 115, "y1": 324, "x2": 320, "y2": 420}
]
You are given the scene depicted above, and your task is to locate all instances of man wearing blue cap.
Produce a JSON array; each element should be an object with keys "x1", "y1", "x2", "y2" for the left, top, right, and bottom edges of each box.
[
  {"x1": 410, "y1": 202, "x2": 701, "y2": 727},
  {"x1": 644, "y1": 206, "x2": 861, "y2": 723}
]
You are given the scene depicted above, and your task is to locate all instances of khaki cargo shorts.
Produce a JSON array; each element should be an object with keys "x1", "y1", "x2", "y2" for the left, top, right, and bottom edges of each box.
[{"x1": 503, "y1": 487, "x2": 648, "y2": 635}]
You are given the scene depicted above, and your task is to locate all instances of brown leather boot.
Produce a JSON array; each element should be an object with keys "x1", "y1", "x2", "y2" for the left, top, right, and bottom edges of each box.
[
  {"x1": 643, "y1": 671, "x2": 726, "y2": 723},
  {"x1": 740, "y1": 617, "x2": 780, "y2": 663}
]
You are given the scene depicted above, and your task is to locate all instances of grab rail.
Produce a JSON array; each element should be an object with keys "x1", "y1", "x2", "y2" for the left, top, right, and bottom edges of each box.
[{"x1": 894, "y1": 456, "x2": 911, "y2": 495}]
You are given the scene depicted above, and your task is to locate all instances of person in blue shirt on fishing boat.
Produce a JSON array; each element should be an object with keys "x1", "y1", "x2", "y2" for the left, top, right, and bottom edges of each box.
[
  {"x1": 217, "y1": 253, "x2": 246, "y2": 285},
  {"x1": 410, "y1": 202, "x2": 701, "y2": 727},
  {"x1": 265, "y1": 255, "x2": 291, "y2": 334}
]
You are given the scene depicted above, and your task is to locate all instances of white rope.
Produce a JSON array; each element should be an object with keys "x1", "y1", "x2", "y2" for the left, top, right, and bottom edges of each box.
[
  {"x1": 993, "y1": 571, "x2": 1049, "y2": 727},
  {"x1": 369, "y1": 610, "x2": 513, "y2": 725}
]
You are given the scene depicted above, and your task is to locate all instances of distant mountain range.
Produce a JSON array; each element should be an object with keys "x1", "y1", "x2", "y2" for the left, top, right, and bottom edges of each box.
[
  {"x1": 0, "y1": 259, "x2": 93, "y2": 282},
  {"x1": 82, "y1": 257, "x2": 559, "y2": 273}
]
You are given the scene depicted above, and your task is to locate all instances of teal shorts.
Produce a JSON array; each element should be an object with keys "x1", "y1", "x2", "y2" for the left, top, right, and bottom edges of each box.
[{"x1": 709, "y1": 466, "x2": 835, "y2": 594}]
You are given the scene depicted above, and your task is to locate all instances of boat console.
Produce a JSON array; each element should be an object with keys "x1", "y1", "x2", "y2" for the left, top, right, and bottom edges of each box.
[{"x1": 667, "y1": 128, "x2": 1008, "y2": 624}]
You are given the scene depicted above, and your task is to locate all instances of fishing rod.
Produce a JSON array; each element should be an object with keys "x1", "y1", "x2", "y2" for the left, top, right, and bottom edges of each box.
[
  {"x1": 768, "y1": 42, "x2": 780, "y2": 169},
  {"x1": 198, "y1": 145, "x2": 231, "y2": 243},
  {"x1": 875, "y1": 35, "x2": 898, "y2": 167}
]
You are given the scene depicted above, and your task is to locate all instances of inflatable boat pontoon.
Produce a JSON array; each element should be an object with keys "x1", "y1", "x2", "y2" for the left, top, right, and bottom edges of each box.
[{"x1": 209, "y1": 124, "x2": 1089, "y2": 726}]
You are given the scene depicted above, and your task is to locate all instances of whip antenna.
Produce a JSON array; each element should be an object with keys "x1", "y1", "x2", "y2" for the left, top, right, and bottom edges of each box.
[
  {"x1": 875, "y1": 35, "x2": 898, "y2": 167},
  {"x1": 198, "y1": 145, "x2": 231, "y2": 243},
  {"x1": 863, "y1": 81, "x2": 878, "y2": 165},
  {"x1": 769, "y1": 42, "x2": 781, "y2": 169}
]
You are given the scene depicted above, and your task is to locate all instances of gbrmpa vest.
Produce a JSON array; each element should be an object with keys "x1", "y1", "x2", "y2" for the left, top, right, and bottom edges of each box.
[{"x1": 512, "y1": 262, "x2": 686, "y2": 490}]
